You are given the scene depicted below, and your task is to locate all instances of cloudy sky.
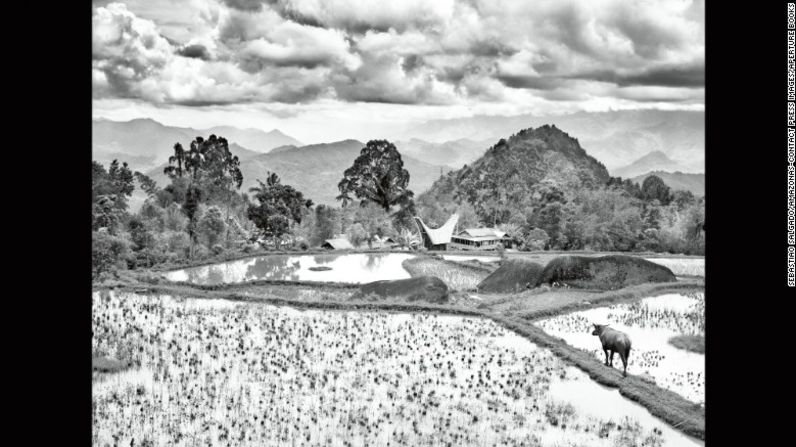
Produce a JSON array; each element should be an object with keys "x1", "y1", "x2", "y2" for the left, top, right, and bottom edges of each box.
[{"x1": 92, "y1": 0, "x2": 704, "y2": 143}]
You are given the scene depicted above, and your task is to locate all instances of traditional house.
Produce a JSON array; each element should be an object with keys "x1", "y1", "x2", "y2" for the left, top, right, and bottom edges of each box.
[
  {"x1": 414, "y1": 214, "x2": 459, "y2": 250},
  {"x1": 450, "y1": 228, "x2": 514, "y2": 250},
  {"x1": 321, "y1": 237, "x2": 354, "y2": 250}
]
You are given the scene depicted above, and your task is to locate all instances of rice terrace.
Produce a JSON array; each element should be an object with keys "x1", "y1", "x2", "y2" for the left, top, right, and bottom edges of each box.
[{"x1": 92, "y1": 0, "x2": 706, "y2": 445}]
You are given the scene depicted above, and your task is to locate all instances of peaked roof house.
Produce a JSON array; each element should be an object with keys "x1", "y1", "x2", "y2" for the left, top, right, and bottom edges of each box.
[
  {"x1": 451, "y1": 228, "x2": 514, "y2": 250},
  {"x1": 414, "y1": 214, "x2": 459, "y2": 250},
  {"x1": 321, "y1": 237, "x2": 354, "y2": 250}
]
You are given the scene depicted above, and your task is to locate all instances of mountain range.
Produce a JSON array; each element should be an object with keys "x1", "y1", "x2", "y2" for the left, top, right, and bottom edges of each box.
[
  {"x1": 611, "y1": 150, "x2": 695, "y2": 178},
  {"x1": 393, "y1": 138, "x2": 494, "y2": 169},
  {"x1": 92, "y1": 118, "x2": 302, "y2": 171},
  {"x1": 397, "y1": 109, "x2": 704, "y2": 173},
  {"x1": 146, "y1": 139, "x2": 453, "y2": 206},
  {"x1": 631, "y1": 171, "x2": 705, "y2": 197},
  {"x1": 94, "y1": 115, "x2": 704, "y2": 212}
]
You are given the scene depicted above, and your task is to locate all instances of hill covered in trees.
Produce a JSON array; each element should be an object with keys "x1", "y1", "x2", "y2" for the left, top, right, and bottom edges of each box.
[
  {"x1": 418, "y1": 125, "x2": 610, "y2": 226},
  {"x1": 417, "y1": 125, "x2": 704, "y2": 254}
]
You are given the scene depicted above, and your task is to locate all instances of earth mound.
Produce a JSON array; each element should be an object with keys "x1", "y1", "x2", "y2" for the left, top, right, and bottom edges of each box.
[
  {"x1": 352, "y1": 276, "x2": 450, "y2": 304},
  {"x1": 539, "y1": 255, "x2": 676, "y2": 290},
  {"x1": 476, "y1": 259, "x2": 545, "y2": 293}
]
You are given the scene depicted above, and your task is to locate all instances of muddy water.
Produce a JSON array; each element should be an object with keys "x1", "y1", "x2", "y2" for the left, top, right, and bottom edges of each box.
[
  {"x1": 537, "y1": 293, "x2": 705, "y2": 405},
  {"x1": 93, "y1": 291, "x2": 702, "y2": 446},
  {"x1": 163, "y1": 253, "x2": 415, "y2": 285}
]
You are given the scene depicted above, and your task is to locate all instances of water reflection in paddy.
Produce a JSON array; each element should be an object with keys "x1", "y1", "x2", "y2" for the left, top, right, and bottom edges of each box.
[{"x1": 163, "y1": 253, "x2": 415, "y2": 285}]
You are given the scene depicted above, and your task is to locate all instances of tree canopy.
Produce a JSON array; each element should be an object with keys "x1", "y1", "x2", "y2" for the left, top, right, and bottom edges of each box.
[
  {"x1": 164, "y1": 135, "x2": 243, "y2": 202},
  {"x1": 247, "y1": 172, "x2": 313, "y2": 244},
  {"x1": 336, "y1": 140, "x2": 415, "y2": 213}
]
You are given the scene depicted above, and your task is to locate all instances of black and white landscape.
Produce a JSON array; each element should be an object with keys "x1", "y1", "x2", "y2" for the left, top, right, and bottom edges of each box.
[{"x1": 92, "y1": 1, "x2": 705, "y2": 446}]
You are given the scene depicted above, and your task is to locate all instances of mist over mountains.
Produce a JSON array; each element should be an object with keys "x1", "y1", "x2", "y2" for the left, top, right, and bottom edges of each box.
[
  {"x1": 145, "y1": 139, "x2": 453, "y2": 207},
  {"x1": 94, "y1": 111, "x2": 704, "y2": 211},
  {"x1": 92, "y1": 118, "x2": 302, "y2": 171},
  {"x1": 397, "y1": 109, "x2": 704, "y2": 173}
]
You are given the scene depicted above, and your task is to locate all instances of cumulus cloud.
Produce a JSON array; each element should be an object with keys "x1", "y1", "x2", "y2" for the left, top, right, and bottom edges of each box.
[{"x1": 93, "y1": 0, "x2": 705, "y2": 108}]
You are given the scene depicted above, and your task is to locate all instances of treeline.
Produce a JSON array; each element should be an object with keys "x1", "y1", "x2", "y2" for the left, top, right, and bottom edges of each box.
[
  {"x1": 417, "y1": 173, "x2": 704, "y2": 254},
  {"x1": 92, "y1": 138, "x2": 420, "y2": 279},
  {"x1": 92, "y1": 132, "x2": 704, "y2": 281}
]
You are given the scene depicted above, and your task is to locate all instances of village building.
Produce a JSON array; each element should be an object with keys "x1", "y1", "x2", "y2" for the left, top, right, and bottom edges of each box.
[
  {"x1": 414, "y1": 214, "x2": 459, "y2": 250},
  {"x1": 320, "y1": 237, "x2": 354, "y2": 250},
  {"x1": 450, "y1": 228, "x2": 515, "y2": 250}
]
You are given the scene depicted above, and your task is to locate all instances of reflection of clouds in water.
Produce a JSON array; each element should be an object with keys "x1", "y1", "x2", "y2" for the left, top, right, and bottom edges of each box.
[{"x1": 165, "y1": 253, "x2": 416, "y2": 285}]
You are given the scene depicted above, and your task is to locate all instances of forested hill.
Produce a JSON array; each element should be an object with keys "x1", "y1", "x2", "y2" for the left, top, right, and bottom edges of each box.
[{"x1": 417, "y1": 125, "x2": 610, "y2": 225}]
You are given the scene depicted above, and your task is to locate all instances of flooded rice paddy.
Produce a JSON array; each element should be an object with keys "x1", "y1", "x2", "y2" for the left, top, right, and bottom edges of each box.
[
  {"x1": 93, "y1": 291, "x2": 702, "y2": 447},
  {"x1": 537, "y1": 293, "x2": 705, "y2": 405},
  {"x1": 163, "y1": 253, "x2": 415, "y2": 285},
  {"x1": 643, "y1": 258, "x2": 704, "y2": 277}
]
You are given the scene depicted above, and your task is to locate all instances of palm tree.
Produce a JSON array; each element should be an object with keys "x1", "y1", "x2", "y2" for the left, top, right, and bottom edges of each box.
[{"x1": 164, "y1": 143, "x2": 186, "y2": 179}]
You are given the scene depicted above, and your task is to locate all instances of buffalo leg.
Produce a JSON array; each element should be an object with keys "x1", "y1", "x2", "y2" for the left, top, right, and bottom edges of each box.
[
  {"x1": 619, "y1": 351, "x2": 628, "y2": 377},
  {"x1": 603, "y1": 349, "x2": 610, "y2": 366},
  {"x1": 609, "y1": 351, "x2": 616, "y2": 367}
]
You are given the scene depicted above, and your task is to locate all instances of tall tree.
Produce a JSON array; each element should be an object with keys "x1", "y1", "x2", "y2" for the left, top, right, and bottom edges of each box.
[
  {"x1": 337, "y1": 140, "x2": 415, "y2": 213},
  {"x1": 164, "y1": 135, "x2": 244, "y2": 204},
  {"x1": 641, "y1": 175, "x2": 673, "y2": 205},
  {"x1": 134, "y1": 171, "x2": 159, "y2": 198},
  {"x1": 92, "y1": 160, "x2": 135, "y2": 209},
  {"x1": 163, "y1": 143, "x2": 187, "y2": 180}
]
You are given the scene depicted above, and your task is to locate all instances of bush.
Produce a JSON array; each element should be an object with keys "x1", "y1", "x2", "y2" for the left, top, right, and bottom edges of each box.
[
  {"x1": 522, "y1": 228, "x2": 550, "y2": 251},
  {"x1": 212, "y1": 244, "x2": 224, "y2": 255},
  {"x1": 198, "y1": 206, "x2": 227, "y2": 247},
  {"x1": 163, "y1": 231, "x2": 191, "y2": 258},
  {"x1": 92, "y1": 231, "x2": 132, "y2": 279},
  {"x1": 346, "y1": 223, "x2": 368, "y2": 247}
]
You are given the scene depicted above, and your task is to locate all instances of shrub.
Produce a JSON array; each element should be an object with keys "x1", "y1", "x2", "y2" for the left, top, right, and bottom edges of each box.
[
  {"x1": 212, "y1": 244, "x2": 225, "y2": 255},
  {"x1": 522, "y1": 228, "x2": 550, "y2": 251},
  {"x1": 163, "y1": 231, "x2": 191, "y2": 257},
  {"x1": 92, "y1": 231, "x2": 132, "y2": 279},
  {"x1": 198, "y1": 206, "x2": 227, "y2": 247}
]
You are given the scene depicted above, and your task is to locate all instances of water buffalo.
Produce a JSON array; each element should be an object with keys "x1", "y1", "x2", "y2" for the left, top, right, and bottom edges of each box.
[{"x1": 592, "y1": 324, "x2": 632, "y2": 377}]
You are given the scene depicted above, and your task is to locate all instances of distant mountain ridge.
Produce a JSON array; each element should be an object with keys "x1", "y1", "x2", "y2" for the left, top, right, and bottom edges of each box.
[
  {"x1": 631, "y1": 171, "x2": 705, "y2": 196},
  {"x1": 394, "y1": 138, "x2": 493, "y2": 169},
  {"x1": 399, "y1": 109, "x2": 704, "y2": 172},
  {"x1": 92, "y1": 118, "x2": 302, "y2": 171},
  {"x1": 611, "y1": 151, "x2": 696, "y2": 179},
  {"x1": 147, "y1": 139, "x2": 454, "y2": 206}
]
